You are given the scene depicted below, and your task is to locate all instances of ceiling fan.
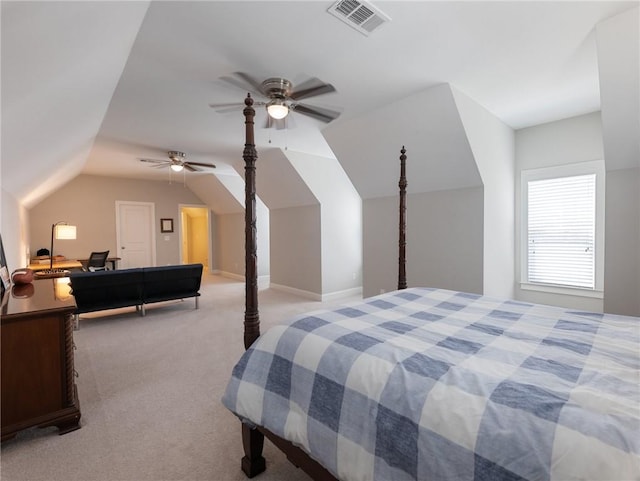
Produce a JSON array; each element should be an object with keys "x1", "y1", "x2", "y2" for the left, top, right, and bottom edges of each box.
[
  {"x1": 209, "y1": 72, "x2": 341, "y2": 126},
  {"x1": 139, "y1": 151, "x2": 216, "y2": 172}
]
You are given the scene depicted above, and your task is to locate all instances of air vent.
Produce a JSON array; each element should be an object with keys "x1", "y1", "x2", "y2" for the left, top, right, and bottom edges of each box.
[{"x1": 328, "y1": 0, "x2": 391, "y2": 36}]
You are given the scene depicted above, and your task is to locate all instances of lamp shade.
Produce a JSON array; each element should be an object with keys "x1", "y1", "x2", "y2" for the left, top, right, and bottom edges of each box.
[
  {"x1": 170, "y1": 163, "x2": 184, "y2": 172},
  {"x1": 266, "y1": 100, "x2": 289, "y2": 120},
  {"x1": 54, "y1": 224, "x2": 76, "y2": 240}
]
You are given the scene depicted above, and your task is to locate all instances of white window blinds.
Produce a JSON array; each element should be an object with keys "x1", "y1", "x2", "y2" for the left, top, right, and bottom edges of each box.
[{"x1": 527, "y1": 174, "x2": 596, "y2": 289}]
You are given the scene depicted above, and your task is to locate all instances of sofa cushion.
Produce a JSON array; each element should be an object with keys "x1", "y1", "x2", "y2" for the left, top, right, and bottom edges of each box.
[
  {"x1": 70, "y1": 269, "x2": 144, "y2": 313},
  {"x1": 142, "y1": 264, "x2": 202, "y2": 304}
]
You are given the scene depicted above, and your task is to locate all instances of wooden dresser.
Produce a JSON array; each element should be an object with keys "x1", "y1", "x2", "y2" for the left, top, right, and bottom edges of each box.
[{"x1": 1, "y1": 278, "x2": 81, "y2": 442}]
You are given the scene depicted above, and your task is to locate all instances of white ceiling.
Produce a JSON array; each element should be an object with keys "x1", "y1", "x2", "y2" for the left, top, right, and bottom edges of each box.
[{"x1": 2, "y1": 1, "x2": 638, "y2": 207}]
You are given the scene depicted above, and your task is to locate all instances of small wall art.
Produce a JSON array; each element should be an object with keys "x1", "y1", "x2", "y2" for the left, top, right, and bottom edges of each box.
[{"x1": 160, "y1": 218, "x2": 174, "y2": 233}]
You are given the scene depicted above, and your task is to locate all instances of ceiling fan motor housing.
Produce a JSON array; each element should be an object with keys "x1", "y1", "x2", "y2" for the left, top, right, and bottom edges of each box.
[
  {"x1": 168, "y1": 151, "x2": 186, "y2": 161},
  {"x1": 261, "y1": 78, "x2": 292, "y2": 99}
]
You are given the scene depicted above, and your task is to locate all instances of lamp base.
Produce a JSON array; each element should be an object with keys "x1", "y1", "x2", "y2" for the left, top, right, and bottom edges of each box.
[{"x1": 35, "y1": 269, "x2": 70, "y2": 279}]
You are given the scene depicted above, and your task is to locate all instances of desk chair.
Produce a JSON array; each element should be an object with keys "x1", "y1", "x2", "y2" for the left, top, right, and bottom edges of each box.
[{"x1": 84, "y1": 251, "x2": 109, "y2": 272}]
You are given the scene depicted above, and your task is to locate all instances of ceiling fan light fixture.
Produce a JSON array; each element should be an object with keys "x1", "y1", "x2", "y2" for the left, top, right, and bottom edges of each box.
[
  {"x1": 170, "y1": 163, "x2": 184, "y2": 172},
  {"x1": 266, "y1": 99, "x2": 289, "y2": 119}
]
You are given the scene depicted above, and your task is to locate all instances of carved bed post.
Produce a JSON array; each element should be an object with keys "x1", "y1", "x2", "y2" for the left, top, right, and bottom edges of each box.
[
  {"x1": 243, "y1": 94, "x2": 261, "y2": 350},
  {"x1": 241, "y1": 93, "x2": 266, "y2": 478},
  {"x1": 398, "y1": 146, "x2": 407, "y2": 290}
]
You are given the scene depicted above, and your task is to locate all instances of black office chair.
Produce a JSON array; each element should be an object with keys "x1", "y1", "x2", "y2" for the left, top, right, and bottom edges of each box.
[{"x1": 84, "y1": 251, "x2": 109, "y2": 272}]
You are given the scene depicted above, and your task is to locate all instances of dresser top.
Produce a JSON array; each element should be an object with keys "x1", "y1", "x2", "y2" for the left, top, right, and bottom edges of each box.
[{"x1": 1, "y1": 278, "x2": 76, "y2": 319}]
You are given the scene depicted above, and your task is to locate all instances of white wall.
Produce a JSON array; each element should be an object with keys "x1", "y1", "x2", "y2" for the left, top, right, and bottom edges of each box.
[
  {"x1": 596, "y1": 7, "x2": 640, "y2": 316},
  {"x1": 515, "y1": 112, "x2": 605, "y2": 311},
  {"x1": 363, "y1": 187, "x2": 484, "y2": 298},
  {"x1": 453, "y1": 87, "x2": 515, "y2": 298},
  {"x1": 1, "y1": 188, "x2": 29, "y2": 271},
  {"x1": 285, "y1": 150, "x2": 362, "y2": 297},
  {"x1": 270, "y1": 205, "x2": 322, "y2": 296},
  {"x1": 604, "y1": 168, "x2": 640, "y2": 316},
  {"x1": 28, "y1": 174, "x2": 204, "y2": 267},
  {"x1": 215, "y1": 212, "x2": 244, "y2": 277},
  {"x1": 596, "y1": 7, "x2": 639, "y2": 172},
  {"x1": 215, "y1": 200, "x2": 269, "y2": 279}
]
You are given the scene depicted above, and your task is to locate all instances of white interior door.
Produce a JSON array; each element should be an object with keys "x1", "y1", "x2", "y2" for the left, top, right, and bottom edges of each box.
[{"x1": 116, "y1": 201, "x2": 156, "y2": 268}]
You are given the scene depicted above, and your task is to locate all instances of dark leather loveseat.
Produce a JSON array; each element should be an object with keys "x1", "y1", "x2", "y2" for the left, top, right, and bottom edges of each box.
[{"x1": 69, "y1": 263, "x2": 203, "y2": 326}]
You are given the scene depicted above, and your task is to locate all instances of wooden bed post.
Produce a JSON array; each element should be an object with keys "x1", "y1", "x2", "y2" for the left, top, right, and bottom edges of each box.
[
  {"x1": 241, "y1": 93, "x2": 266, "y2": 478},
  {"x1": 243, "y1": 93, "x2": 261, "y2": 350},
  {"x1": 398, "y1": 146, "x2": 407, "y2": 290}
]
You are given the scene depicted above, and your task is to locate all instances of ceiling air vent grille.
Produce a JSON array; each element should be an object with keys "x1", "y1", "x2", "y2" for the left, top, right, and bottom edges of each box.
[{"x1": 328, "y1": 0, "x2": 390, "y2": 36}]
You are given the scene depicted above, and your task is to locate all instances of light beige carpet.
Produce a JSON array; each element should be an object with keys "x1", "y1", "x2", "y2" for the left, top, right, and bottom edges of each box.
[{"x1": 0, "y1": 274, "x2": 359, "y2": 481}]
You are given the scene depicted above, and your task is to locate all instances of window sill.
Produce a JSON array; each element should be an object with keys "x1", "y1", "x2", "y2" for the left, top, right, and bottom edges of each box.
[{"x1": 520, "y1": 282, "x2": 604, "y2": 299}]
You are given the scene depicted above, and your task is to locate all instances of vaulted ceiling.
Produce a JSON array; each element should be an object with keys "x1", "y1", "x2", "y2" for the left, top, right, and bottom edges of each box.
[{"x1": 2, "y1": 1, "x2": 638, "y2": 209}]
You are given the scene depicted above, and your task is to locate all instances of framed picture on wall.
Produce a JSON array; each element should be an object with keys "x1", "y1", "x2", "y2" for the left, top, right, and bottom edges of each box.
[
  {"x1": 160, "y1": 218, "x2": 174, "y2": 233},
  {"x1": 0, "y1": 234, "x2": 10, "y2": 291}
]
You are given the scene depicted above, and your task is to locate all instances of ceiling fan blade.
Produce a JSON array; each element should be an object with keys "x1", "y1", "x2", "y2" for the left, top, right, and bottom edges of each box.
[
  {"x1": 209, "y1": 102, "x2": 244, "y2": 110},
  {"x1": 183, "y1": 164, "x2": 198, "y2": 172},
  {"x1": 292, "y1": 103, "x2": 341, "y2": 123},
  {"x1": 210, "y1": 100, "x2": 266, "y2": 114},
  {"x1": 219, "y1": 72, "x2": 265, "y2": 97},
  {"x1": 289, "y1": 80, "x2": 336, "y2": 101},
  {"x1": 139, "y1": 158, "x2": 167, "y2": 164},
  {"x1": 186, "y1": 161, "x2": 216, "y2": 169}
]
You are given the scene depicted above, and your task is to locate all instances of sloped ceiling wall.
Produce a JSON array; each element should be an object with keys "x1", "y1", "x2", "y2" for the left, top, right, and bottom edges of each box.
[
  {"x1": 596, "y1": 7, "x2": 640, "y2": 316},
  {"x1": 284, "y1": 150, "x2": 363, "y2": 295},
  {"x1": 323, "y1": 83, "x2": 481, "y2": 199},
  {"x1": 186, "y1": 174, "x2": 243, "y2": 215},
  {"x1": 1, "y1": 1, "x2": 150, "y2": 207},
  {"x1": 247, "y1": 148, "x2": 319, "y2": 210},
  {"x1": 329, "y1": 83, "x2": 485, "y2": 297},
  {"x1": 596, "y1": 7, "x2": 639, "y2": 171}
]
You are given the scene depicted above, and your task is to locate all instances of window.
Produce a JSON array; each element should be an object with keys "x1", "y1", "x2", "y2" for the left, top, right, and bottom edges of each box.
[{"x1": 521, "y1": 161, "x2": 605, "y2": 297}]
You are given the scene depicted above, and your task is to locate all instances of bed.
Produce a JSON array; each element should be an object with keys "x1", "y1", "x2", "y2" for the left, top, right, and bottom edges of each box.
[{"x1": 222, "y1": 94, "x2": 640, "y2": 481}]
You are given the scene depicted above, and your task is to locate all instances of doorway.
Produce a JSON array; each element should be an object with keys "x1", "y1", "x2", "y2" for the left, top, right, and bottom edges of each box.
[{"x1": 179, "y1": 205, "x2": 211, "y2": 271}]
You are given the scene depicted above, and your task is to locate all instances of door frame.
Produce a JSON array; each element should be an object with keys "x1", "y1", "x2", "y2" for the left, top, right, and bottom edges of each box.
[
  {"x1": 115, "y1": 201, "x2": 157, "y2": 268},
  {"x1": 179, "y1": 204, "x2": 211, "y2": 271}
]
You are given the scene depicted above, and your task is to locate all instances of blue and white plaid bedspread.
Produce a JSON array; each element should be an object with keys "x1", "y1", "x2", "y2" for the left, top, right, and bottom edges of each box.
[{"x1": 222, "y1": 288, "x2": 640, "y2": 481}]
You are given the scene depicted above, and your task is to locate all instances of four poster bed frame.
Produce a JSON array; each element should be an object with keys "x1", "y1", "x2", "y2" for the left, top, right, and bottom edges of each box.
[
  {"x1": 229, "y1": 93, "x2": 639, "y2": 481},
  {"x1": 238, "y1": 94, "x2": 407, "y2": 480}
]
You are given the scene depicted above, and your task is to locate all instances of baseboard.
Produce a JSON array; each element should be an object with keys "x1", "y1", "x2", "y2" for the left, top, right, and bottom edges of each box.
[
  {"x1": 269, "y1": 284, "x2": 363, "y2": 302},
  {"x1": 218, "y1": 271, "x2": 244, "y2": 281},
  {"x1": 215, "y1": 273, "x2": 362, "y2": 302},
  {"x1": 269, "y1": 283, "x2": 321, "y2": 301},
  {"x1": 217, "y1": 271, "x2": 271, "y2": 288},
  {"x1": 320, "y1": 286, "x2": 363, "y2": 302}
]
